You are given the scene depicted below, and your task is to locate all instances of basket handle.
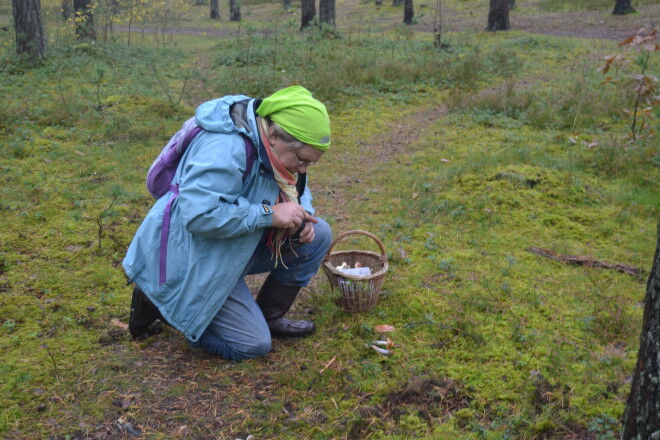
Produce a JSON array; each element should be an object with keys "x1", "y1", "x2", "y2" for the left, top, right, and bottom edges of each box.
[{"x1": 326, "y1": 230, "x2": 387, "y2": 258}]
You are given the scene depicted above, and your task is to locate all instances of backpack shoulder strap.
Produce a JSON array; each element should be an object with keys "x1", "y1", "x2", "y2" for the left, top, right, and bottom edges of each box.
[{"x1": 241, "y1": 135, "x2": 257, "y2": 182}]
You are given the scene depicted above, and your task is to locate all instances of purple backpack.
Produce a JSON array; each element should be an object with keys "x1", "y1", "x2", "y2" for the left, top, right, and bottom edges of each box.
[
  {"x1": 146, "y1": 116, "x2": 256, "y2": 198},
  {"x1": 146, "y1": 117, "x2": 257, "y2": 285}
]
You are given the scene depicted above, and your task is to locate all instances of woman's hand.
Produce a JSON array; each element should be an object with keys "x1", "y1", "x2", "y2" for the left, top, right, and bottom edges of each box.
[
  {"x1": 293, "y1": 217, "x2": 318, "y2": 243},
  {"x1": 271, "y1": 202, "x2": 315, "y2": 229}
]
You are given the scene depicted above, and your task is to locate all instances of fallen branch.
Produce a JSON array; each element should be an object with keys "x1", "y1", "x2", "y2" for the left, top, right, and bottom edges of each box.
[{"x1": 526, "y1": 246, "x2": 644, "y2": 279}]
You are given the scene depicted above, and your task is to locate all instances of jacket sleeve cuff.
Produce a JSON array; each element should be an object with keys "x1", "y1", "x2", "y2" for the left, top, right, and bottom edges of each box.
[{"x1": 252, "y1": 203, "x2": 274, "y2": 229}]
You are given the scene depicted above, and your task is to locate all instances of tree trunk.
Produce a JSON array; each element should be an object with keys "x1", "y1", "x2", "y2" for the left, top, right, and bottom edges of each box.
[
  {"x1": 210, "y1": 0, "x2": 220, "y2": 19},
  {"x1": 61, "y1": 0, "x2": 72, "y2": 21},
  {"x1": 486, "y1": 0, "x2": 509, "y2": 31},
  {"x1": 300, "y1": 0, "x2": 315, "y2": 30},
  {"x1": 73, "y1": 0, "x2": 95, "y2": 40},
  {"x1": 283, "y1": 0, "x2": 292, "y2": 10},
  {"x1": 319, "y1": 0, "x2": 335, "y2": 28},
  {"x1": 613, "y1": 0, "x2": 635, "y2": 15},
  {"x1": 403, "y1": 0, "x2": 414, "y2": 24},
  {"x1": 229, "y1": 0, "x2": 241, "y2": 21},
  {"x1": 12, "y1": 0, "x2": 47, "y2": 59},
  {"x1": 621, "y1": 224, "x2": 660, "y2": 440}
]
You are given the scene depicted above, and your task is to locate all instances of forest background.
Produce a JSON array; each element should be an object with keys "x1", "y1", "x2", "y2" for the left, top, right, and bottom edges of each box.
[{"x1": 1, "y1": 0, "x2": 659, "y2": 439}]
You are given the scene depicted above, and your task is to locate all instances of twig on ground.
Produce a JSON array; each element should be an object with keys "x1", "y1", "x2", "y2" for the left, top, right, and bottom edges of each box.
[
  {"x1": 319, "y1": 354, "x2": 338, "y2": 375},
  {"x1": 526, "y1": 246, "x2": 643, "y2": 279}
]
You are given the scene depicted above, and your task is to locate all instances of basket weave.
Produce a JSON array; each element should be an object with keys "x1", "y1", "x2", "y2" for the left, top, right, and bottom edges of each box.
[{"x1": 322, "y1": 230, "x2": 389, "y2": 312}]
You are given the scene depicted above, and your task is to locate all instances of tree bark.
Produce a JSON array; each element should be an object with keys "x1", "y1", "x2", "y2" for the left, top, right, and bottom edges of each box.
[
  {"x1": 229, "y1": 0, "x2": 241, "y2": 22},
  {"x1": 73, "y1": 0, "x2": 95, "y2": 40},
  {"x1": 12, "y1": 0, "x2": 47, "y2": 59},
  {"x1": 319, "y1": 0, "x2": 335, "y2": 28},
  {"x1": 621, "y1": 224, "x2": 660, "y2": 440},
  {"x1": 486, "y1": 0, "x2": 510, "y2": 31},
  {"x1": 613, "y1": 0, "x2": 635, "y2": 15},
  {"x1": 300, "y1": 0, "x2": 315, "y2": 30},
  {"x1": 61, "y1": 0, "x2": 72, "y2": 21},
  {"x1": 403, "y1": 0, "x2": 414, "y2": 24},
  {"x1": 210, "y1": 0, "x2": 220, "y2": 19}
]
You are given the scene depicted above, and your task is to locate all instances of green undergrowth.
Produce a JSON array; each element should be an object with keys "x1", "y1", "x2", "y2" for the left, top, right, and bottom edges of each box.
[
  {"x1": 1, "y1": 6, "x2": 659, "y2": 440},
  {"x1": 538, "y1": 0, "x2": 658, "y2": 12}
]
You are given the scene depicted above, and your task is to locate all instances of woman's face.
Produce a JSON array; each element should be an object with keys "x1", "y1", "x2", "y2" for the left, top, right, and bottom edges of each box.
[{"x1": 270, "y1": 132, "x2": 325, "y2": 174}]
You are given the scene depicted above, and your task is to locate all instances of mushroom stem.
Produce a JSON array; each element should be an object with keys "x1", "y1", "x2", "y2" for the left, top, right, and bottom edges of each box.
[{"x1": 370, "y1": 345, "x2": 392, "y2": 355}]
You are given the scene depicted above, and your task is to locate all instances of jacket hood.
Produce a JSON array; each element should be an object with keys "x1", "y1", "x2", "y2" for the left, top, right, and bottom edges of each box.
[{"x1": 195, "y1": 95, "x2": 257, "y2": 141}]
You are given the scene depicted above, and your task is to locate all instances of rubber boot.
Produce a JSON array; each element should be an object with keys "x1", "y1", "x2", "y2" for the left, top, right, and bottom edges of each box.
[
  {"x1": 256, "y1": 275, "x2": 315, "y2": 338},
  {"x1": 129, "y1": 286, "x2": 168, "y2": 339}
]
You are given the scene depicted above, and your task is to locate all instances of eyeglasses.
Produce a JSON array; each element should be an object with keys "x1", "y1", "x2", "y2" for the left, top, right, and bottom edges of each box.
[{"x1": 291, "y1": 149, "x2": 316, "y2": 167}]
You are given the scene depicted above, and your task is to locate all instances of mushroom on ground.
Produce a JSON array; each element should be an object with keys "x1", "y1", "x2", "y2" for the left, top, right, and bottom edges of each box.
[{"x1": 374, "y1": 324, "x2": 395, "y2": 342}]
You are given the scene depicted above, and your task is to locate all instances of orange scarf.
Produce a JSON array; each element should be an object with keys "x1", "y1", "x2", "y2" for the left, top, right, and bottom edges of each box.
[{"x1": 258, "y1": 118, "x2": 300, "y2": 267}]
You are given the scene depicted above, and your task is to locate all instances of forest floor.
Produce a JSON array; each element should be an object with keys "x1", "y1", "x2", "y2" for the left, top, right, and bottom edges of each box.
[
  {"x1": 2, "y1": 1, "x2": 659, "y2": 439},
  {"x1": 114, "y1": 3, "x2": 660, "y2": 41}
]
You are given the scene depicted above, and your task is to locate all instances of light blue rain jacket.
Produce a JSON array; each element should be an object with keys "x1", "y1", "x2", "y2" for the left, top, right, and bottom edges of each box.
[{"x1": 123, "y1": 96, "x2": 315, "y2": 342}]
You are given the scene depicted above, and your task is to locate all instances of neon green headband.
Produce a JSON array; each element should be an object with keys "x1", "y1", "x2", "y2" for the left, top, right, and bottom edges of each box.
[{"x1": 256, "y1": 86, "x2": 331, "y2": 151}]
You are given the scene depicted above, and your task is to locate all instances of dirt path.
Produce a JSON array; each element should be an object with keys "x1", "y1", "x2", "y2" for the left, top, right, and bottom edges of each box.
[
  {"x1": 430, "y1": 3, "x2": 660, "y2": 41},
  {"x1": 117, "y1": 4, "x2": 659, "y2": 42}
]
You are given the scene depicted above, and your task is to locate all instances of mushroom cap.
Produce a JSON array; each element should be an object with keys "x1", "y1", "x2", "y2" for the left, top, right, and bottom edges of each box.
[{"x1": 374, "y1": 324, "x2": 395, "y2": 333}]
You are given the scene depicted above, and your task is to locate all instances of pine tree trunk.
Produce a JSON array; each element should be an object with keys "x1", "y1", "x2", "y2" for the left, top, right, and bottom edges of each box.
[
  {"x1": 621, "y1": 224, "x2": 660, "y2": 440},
  {"x1": 229, "y1": 0, "x2": 241, "y2": 22},
  {"x1": 486, "y1": 0, "x2": 510, "y2": 31},
  {"x1": 61, "y1": 0, "x2": 71, "y2": 21},
  {"x1": 403, "y1": 0, "x2": 414, "y2": 24},
  {"x1": 210, "y1": 0, "x2": 220, "y2": 19},
  {"x1": 73, "y1": 0, "x2": 95, "y2": 40},
  {"x1": 613, "y1": 0, "x2": 635, "y2": 15},
  {"x1": 319, "y1": 0, "x2": 335, "y2": 28},
  {"x1": 300, "y1": 0, "x2": 315, "y2": 30},
  {"x1": 12, "y1": 0, "x2": 47, "y2": 59}
]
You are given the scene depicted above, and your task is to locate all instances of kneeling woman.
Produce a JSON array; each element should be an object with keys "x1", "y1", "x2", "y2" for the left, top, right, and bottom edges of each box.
[{"x1": 123, "y1": 86, "x2": 333, "y2": 360}]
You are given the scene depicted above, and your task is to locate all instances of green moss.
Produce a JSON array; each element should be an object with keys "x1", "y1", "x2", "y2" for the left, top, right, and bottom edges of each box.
[{"x1": 1, "y1": 3, "x2": 657, "y2": 438}]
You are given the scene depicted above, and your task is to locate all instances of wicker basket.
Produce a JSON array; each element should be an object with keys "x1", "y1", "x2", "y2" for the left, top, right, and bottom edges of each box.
[{"x1": 322, "y1": 230, "x2": 389, "y2": 312}]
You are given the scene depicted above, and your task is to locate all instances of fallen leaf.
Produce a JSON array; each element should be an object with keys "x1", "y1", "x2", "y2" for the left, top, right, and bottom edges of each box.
[{"x1": 111, "y1": 318, "x2": 128, "y2": 330}]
